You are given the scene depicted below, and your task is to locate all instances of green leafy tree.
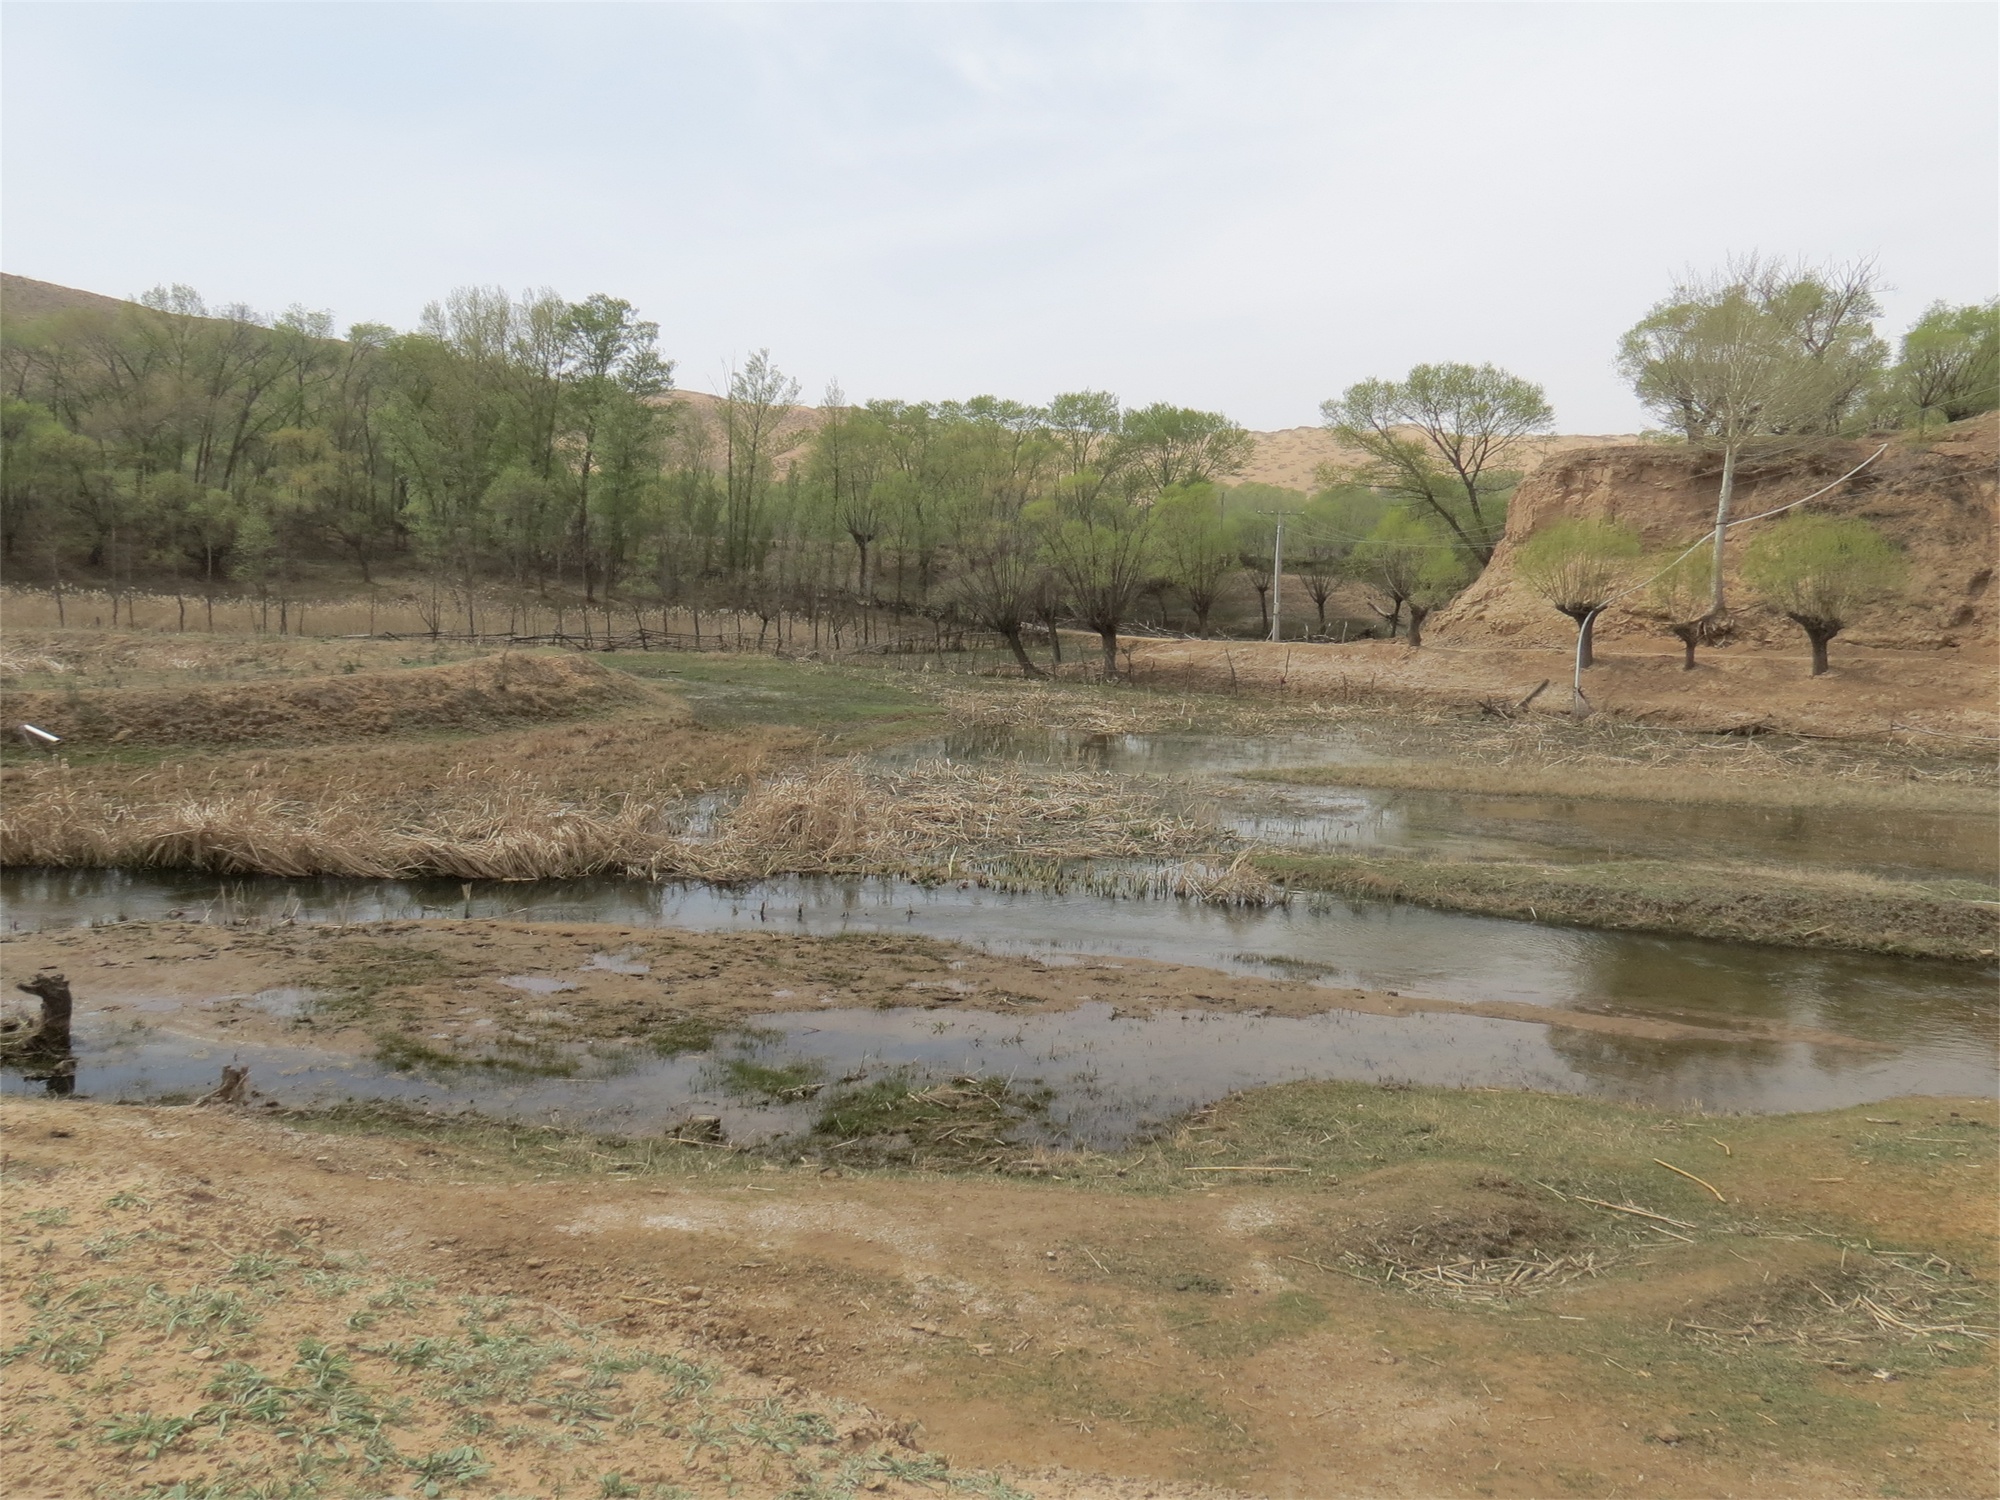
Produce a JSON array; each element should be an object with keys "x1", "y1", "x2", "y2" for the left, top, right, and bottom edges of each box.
[
  {"x1": 1320, "y1": 362, "x2": 1552, "y2": 567},
  {"x1": 1890, "y1": 300, "x2": 2000, "y2": 432},
  {"x1": 1114, "y1": 404, "x2": 1254, "y2": 494},
  {"x1": 1351, "y1": 509, "x2": 1463, "y2": 647},
  {"x1": 1619, "y1": 256, "x2": 1886, "y2": 616},
  {"x1": 1032, "y1": 478, "x2": 1153, "y2": 679},
  {"x1": 1742, "y1": 515, "x2": 1904, "y2": 676},
  {"x1": 1513, "y1": 518, "x2": 1642, "y2": 668},
  {"x1": 1150, "y1": 484, "x2": 1234, "y2": 635}
]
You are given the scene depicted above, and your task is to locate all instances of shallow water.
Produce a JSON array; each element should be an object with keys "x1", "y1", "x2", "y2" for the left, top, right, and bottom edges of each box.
[
  {"x1": 877, "y1": 727, "x2": 1999, "y2": 880},
  {"x1": 4, "y1": 867, "x2": 1993, "y2": 1124}
]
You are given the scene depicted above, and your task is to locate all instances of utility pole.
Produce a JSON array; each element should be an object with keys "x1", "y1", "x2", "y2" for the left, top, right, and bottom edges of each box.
[{"x1": 1270, "y1": 514, "x2": 1284, "y2": 643}]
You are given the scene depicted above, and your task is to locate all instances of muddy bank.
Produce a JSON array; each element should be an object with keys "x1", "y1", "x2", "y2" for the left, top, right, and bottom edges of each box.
[{"x1": 0, "y1": 918, "x2": 1908, "y2": 1061}]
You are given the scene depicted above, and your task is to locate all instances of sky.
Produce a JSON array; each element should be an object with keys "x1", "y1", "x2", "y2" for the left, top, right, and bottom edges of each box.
[{"x1": 3, "y1": 2, "x2": 1995, "y2": 432}]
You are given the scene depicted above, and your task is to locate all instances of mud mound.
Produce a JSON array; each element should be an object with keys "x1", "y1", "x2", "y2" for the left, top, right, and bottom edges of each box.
[
  {"x1": 2, "y1": 651, "x2": 644, "y2": 748},
  {"x1": 1433, "y1": 415, "x2": 1999, "y2": 653},
  {"x1": 1342, "y1": 1172, "x2": 1584, "y2": 1268}
]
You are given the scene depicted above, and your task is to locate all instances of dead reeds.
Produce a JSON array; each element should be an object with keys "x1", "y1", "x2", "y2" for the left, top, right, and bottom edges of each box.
[{"x1": 0, "y1": 755, "x2": 1263, "y2": 900}]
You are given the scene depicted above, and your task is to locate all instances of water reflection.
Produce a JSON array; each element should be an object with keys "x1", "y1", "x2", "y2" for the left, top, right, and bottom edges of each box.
[
  {"x1": 876, "y1": 727, "x2": 1998, "y2": 881},
  {"x1": 3, "y1": 867, "x2": 1992, "y2": 1112}
]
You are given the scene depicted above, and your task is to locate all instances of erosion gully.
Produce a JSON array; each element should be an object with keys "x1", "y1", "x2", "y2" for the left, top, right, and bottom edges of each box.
[{"x1": 5, "y1": 727, "x2": 1994, "y2": 1144}]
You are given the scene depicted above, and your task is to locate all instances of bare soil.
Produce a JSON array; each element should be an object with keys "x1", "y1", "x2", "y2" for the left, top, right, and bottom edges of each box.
[
  {"x1": 3, "y1": 1080, "x2": 1992, "y2": 1499},
  {"x1": 1127, "y1": 634, "x2": 1999, "y2": 741}
]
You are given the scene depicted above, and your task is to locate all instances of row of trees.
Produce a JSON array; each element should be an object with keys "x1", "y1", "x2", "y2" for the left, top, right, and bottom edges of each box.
[
  {"x1": 1515, "y1": 513, "x2": 1904, "y2": 679},
  {"x1": 1, "y1": 262, "x2": 1991, "y2": 672}
]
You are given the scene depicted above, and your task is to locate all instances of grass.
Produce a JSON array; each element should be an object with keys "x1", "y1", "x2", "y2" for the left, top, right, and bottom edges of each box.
[
  {"x1": 716, "y1": 1057, "x2": 824, "y2": 1101},
  {"x1": 1245, "y1": 756, "x2": 1997, "y2": 817},
  {"x1": 810, "y1": 1073, "x2": 1053, "y2": 1169},
  {"x1": 1, "y1": 651, "x2": 644, "y2": 752},
  {"x1": 601, "y1": 653, "x2": 942, "y2": 743},
  {"x1": 1, "y1": 1159, "x2": 1030, "y2": 1499},
  {"x1": 1256, "y1": 850, "x2": 2000, "y2": 960}
]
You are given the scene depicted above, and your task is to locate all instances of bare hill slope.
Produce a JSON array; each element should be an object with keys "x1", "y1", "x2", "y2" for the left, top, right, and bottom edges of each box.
[
  {"x1": 0, "y1": 272, "x2": 132, "y2": 324},
  {"x1": 1430, "y1": 414, "x2": 2000, "y2": 653}
]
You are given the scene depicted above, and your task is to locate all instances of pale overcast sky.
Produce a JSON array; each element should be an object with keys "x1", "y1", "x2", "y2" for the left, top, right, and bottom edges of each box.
[{"x1": 3, "y1": 2, "x2": 1994, "y2": 431}]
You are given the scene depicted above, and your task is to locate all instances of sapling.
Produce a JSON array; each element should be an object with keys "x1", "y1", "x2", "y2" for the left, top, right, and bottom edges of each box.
[
  {"x1": 1644, "y1": 548, "x2": 1716, "y2": 669},
  {"x1": 1742, "y1": 515, "x2": 1904, "y2": 676},
  {"x1": 1513, "y1": 518, "x2": 1642, "y2": 670}
]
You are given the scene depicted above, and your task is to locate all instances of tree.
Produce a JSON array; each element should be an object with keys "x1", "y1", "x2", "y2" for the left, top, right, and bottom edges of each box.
[
  {"x1": 1742, "y1": 515, "x2": 1904, "y2": 676},
  {"x1": 1294, "y1": 485, "x2": 1387, "y2": 632},
  {"x1": 1115, "y1": 404, "x2": 1254, "y2": 494},
  {"x1": 1513, "y1": 518, "x2": 1641, "y2": 669},
  {"x1": 1350, "y1": 509, "x2": 1462, "y2": 647},
  {"x1": 1151, "y1": 483, "x2": 1234, "y2": 635},
  {"x1": 1321, "y1": 362, "x2": 1552, "y2": 566},
  {"x1": 1891, "y1": 300, "x2": 2000, "y2": 432},
  {"x1": 1641, "y1": 546, "x2": 1715, "y2": 670},
  {"x1": 1619, "y1": 256, "x2": 1886, "y2": 616},
  {"x1": 1032, "y1": 478, "x2": 1153, "y2": 679},
  {"x1": 719, "y1": 350, "x2": 802, "y2": 575}
]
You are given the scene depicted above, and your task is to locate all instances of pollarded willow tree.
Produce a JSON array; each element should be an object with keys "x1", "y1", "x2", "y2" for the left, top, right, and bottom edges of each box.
[
  {"x1": 1641, "y1": 546, "x2": 1716, "y2": 670},
  {"x1": 1617, "y1": 256, "x2": 1885, "y2": 619},
  {"x1": 1320, "y1": 362, "x2": 1553, "y2": 568},
  {"x1": 1742, "y1": 515, "x2": 1904, "y2": 676},
  {"x1": 1513, "y1": 518, "x2": 1642, "y2": 670}
]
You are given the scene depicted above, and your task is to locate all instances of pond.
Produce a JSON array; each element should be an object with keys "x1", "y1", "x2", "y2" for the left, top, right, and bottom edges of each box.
[{"x1": 5, "y1": 866, "x2": 1992, "y2": 1137}]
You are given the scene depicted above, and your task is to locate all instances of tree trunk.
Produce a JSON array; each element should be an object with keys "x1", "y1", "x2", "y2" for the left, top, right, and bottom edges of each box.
[
  {"x1": 1706, "y1": 442, "x2": 1737, "y2": 618},
  {"x1": 1098, "y1": 626, "x2": 1120, "y2": 680},
  {"x1": 1794, "y1": 616, "x2": 1840, "y2": 677},
  {"x1": 1563, "y1": 607, "x2": 1598, "y2": 668},
  {"x1": 1406, "y1": 603, "x2": 1429, "y2": 650},
  {"x1": 1001, "y1": 626, "x2": 1047, "y2": 679},
  {"x1": 1673, "y1": 625, "x2": 1698, "y2": 670}
]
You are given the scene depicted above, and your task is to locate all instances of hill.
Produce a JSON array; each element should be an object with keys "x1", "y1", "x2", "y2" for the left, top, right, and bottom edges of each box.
[{"x1": 0, "y1": 272, "x2": 132, "y2": 324}]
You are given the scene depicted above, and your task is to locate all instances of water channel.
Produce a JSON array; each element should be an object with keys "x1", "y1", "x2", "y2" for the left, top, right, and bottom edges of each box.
[{"x1": 4, "y1": 727, "x2": 1993, "y2": 1140}]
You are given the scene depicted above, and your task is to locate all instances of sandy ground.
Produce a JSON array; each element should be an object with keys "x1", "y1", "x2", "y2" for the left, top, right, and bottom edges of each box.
[
  {"x1": 1124, "y1": 637, "x2": 2000, "y2": 741},
  {"x1": 3, "y1": 1088, "x2": 1992, "y2": 1499}
]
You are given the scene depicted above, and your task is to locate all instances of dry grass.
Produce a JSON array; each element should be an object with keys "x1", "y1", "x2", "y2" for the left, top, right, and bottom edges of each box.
[
  {"x1": 2, "y1": 652, "x2": 642, "y2": 749},
  {"x1": 0, "y1": 755, "x2": 1240, "y2": 891},
  {"x1": 0, "y1": 629, "x2": 489, "y2": 689},
  {"x1": 686, "y1": 760, "x2": 1219, "y2": 876},
  {"x1": 930, "y1": 680, "x2": 1356, "y2": 738},
  {"x1": 1258, "y1": 850, "x2": 2000, "y2": 960}
]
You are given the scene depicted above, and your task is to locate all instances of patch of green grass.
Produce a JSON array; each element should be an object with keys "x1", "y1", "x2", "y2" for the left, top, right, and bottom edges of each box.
[
  {"x1": 374, "y1": 1032, "x2": 579, "y2": 1078},
  {"x1": 1172, "y1": 1290, "x2": 1328, "y2": 1359},
  {"x1": 646, "y1": 1012, "x2": 722, "y2": 1057},
  {"x1": 717, "y1": 1057, "x2": 823, "y2": 1100},
  {"x1": 306, "y1": 940, "x2": 455, "y2": 1024},
  {"x1": 601, "y1": 653, "x2": 940, "y2": 740}
]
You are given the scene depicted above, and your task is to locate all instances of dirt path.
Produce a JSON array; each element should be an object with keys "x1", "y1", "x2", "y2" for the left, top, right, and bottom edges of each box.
[{"x1": 4, "y1": 1091, "x2": 1992, "y2": 1498}]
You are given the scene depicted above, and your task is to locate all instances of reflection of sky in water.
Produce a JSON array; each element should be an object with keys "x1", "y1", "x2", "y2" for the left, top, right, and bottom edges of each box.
[
  {"x1": 5, "y1": 867, "x2": 1992, "y2": 1086},
  {"x1": 4, "y1": 994, "x2": 1989, "y2": 1146},
  {"x1": 875, "y1": 727, "x2": 1998, "y2": 881}
]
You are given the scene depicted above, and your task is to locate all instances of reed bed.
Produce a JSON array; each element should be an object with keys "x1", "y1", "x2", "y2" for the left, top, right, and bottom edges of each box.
[{"x1": 0, "y1": 756, "x2": 1260, "y2": 900}]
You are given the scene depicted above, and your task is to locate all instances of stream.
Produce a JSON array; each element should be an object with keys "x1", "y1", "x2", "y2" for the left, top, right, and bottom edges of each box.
[{"x1": 3, "y1": 727, "x2": 1992, "y2": 1140}]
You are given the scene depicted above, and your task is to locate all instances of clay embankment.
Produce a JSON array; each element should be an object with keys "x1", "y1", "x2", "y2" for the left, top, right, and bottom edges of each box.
[
  {"x1": 1435, "y1": 413, "x2": 1999, "y2": 655},
  {"x1": 1134, "y1": 416, "x2": 1998, "y2": 739}
]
